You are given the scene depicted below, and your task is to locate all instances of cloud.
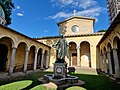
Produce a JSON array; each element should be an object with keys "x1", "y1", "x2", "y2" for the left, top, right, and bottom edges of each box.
[
  {"x1": 44, "y1": 30, "x2": 48, "y2": 33},
  {"x1": 49, "y1": 12, "x2": 72, "y2": 19},
  {"x1": 17, "y1": 13, "x2": 24, "y2": 16},
  {"x1": 16, "y1": 6, "x2": 20, "y2": 9},
  {"x1": 49, "y1": 0, "x2": 106, "y2": 23},
  {"x1": 50, "y1": 0, "x2": 98, "y2": 9},
  {"x1": 51, "y1": 0, "x2": 73, "y2": 7},
  {"x1": 49, "y1": 7, "x2": 106, "y2": 20},
  {"x1": 79, "y1": 0, "x2": 97, "y2": 9}
]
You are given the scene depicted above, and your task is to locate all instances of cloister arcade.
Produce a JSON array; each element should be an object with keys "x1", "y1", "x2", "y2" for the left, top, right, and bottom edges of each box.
[
  {"x1": 0, "y1": 25, "x2": 50, "y2": 75},
  {"x1": 97, "y1": 12, "x2": 120, "y2": 79},
  {"x1": 98, "y1": 34, "x2": 120, "y2": 79},
  {"x1": 68, "y1": 40, "x2": 91, "y2": 68}
]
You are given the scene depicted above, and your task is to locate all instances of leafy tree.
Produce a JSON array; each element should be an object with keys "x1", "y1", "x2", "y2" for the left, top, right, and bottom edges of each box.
[
  {"x1": 97, "y1": 29, "x2": 107, "y2": 32},
  {"x1": 0, "y1": 0, "x2": 14, "y2": 26}
]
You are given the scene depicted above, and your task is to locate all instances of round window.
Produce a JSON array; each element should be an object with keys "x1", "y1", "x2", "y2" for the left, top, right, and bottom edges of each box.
[{"x1": 71, "y1": 25, "x2": 79, "y2": 33}]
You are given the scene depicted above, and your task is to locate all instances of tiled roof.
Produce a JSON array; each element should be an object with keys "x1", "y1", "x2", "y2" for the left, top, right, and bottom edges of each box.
[{"x1": 35, "y1": 32, "x2": 104, "y2": 40}]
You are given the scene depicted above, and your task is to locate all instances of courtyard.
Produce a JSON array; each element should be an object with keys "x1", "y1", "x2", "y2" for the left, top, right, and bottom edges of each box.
[{"x1": 0, "y1": 67, "x2": 120, "y2": 90}]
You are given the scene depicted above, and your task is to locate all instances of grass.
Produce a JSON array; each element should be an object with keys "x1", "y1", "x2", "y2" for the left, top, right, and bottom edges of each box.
[
  {"x1": 71, "y1": 73, "x2": 120, "y2": 90},
  {"x1": 0, "y1": 71, "x2": 120, "y2": 90},
  {"x1": 66, "y1": 86, "x2": 86, "y2": 90}
]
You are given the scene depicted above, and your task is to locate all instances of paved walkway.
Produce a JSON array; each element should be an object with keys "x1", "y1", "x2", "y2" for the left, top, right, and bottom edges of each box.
[{"x1": 0, "y1": 69, "x2": 41, "y2": 80}]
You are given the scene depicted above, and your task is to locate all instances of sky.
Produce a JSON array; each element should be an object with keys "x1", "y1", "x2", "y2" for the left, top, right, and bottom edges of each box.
[{"x1": 9, "y1": 0, "x2": 109, "y2": 38}]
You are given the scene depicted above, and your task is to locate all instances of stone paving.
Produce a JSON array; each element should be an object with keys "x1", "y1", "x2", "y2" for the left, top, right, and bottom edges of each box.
[{"x1": 0, "y1": 69, "x2": 41, "y2": 80}]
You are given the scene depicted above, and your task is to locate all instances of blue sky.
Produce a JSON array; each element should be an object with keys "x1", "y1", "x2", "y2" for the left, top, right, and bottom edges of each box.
[{"x1": 9, "y1": 0, "x2": 109, "y2": 38}]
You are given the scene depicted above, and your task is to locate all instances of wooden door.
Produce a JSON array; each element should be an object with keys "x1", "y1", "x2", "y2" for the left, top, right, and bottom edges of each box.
[{"x1": 72, "y1": 53, "x2": 77, "y2": 66}]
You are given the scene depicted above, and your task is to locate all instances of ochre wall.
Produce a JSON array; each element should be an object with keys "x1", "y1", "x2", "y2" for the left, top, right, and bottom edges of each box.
[
  {"x1": 0, "y1": 25, "x2": 50, "y2": 71},
  {"x1": 38, "y1": 34, "x2": 103, "y2": 69},
  {"x1": 59, "y1": 18, "x2": 94, "y2": 35}
]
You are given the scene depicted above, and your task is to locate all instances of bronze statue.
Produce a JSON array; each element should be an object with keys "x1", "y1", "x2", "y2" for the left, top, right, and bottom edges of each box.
[{"x1": 53, "y1": 35, "x2": 69, "y2": 62}]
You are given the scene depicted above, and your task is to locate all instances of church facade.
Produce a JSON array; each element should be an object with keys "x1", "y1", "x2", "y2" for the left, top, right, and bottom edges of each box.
[{"x1": 36, "y1": 16, "x2": 104, "y2": 69}]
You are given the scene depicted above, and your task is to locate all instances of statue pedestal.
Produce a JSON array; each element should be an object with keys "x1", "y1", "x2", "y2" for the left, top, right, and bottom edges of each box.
[{"x1": 53, "y1": 62, "x2": 67, "y2": 78}]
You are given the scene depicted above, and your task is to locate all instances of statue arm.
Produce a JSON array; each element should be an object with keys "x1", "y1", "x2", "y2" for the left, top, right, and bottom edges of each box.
[{"x1": 52, "y1": 40, "x2": 60, "y2": 47}]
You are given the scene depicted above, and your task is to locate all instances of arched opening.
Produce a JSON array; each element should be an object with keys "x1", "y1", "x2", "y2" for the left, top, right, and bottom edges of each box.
[
  {"x1": 117, "y1": 39, "x2": 120, "y2": 69},
  {"x1": 43, "y1": 50, "x2": 48, "y2": 69},
  {"x1": 113, "y1": 36, "x2": 120, "y2": 70},
  {"x1": 0, "y1": 37, "x2": 14, "y2": 72},
  {"x1": 69, "y1": 42, "x2": 77, "y2": 66},
  {"x1": 0, "y1": 44, "x2": 8, "y2": 71},
  {"x1": 37, "y1": 48, "x2": 43, "y2": 69},
  {"x1": 100, "y1": 50, "x2": 104, "y2": 71},
  {"x1": 103, "y1": 47, "x2": 109, "y2": 73},
  {"x1": 14, "y1": 42, "x2": 27, "y2": 72},
  {"x1": 108, "y1": 43, "x2": 115, "y2": 74},
  {"x1": 80, "y1": 41, "x2": 91, "y2": 67},
  {"x1": 27, "y1": 46, "x2": 36, "y2": 70}
]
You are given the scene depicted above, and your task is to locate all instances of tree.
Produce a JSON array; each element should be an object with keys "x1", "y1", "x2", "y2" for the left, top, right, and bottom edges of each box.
[
  {"x1": 97, "y1": 29, "x2": 107, "y2": 32},
  {"x1": 0, "y1": 0, "x2": 14, "y2": 26}
]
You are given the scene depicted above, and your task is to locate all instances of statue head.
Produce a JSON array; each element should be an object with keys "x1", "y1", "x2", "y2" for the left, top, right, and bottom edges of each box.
[{"x1": 60, "y1": 34, "x2": 65, "y2": 39}]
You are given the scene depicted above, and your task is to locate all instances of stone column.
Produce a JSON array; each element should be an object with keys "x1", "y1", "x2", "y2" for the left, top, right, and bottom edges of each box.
[
  {"x1": 23, "y1": 50, "x2": 29, "y2": 73},
  {"x1": 103, "y1": 53, "x2": 107, "y2": 73},
  {"x1": 41, "y1": 53, "x2": 44, "y2": 69},
  {"x1": 9, "y1": 47, "x2": 17, "y2": 75},
  {"x1": 100, "y1": 54, "x2": 104, "y2": 72},
  {"x1": 34, "y1": 52, "x2": 38, "y2": 70},
  {"x1": 107, "y1": 51, "x2": 112, "y2": 75},
  {"x1": 77, "y1": 46, "x2": 80, "y2": 66},
  {"x1": 113, "y1": 48, "x2": 120, "y2": 78},
  {"x1": 46, "y1": 54, "x2": 49, "y2": 68},
  {"x1": 97, "y1": 49, "x2": 101, "y2": 72}
]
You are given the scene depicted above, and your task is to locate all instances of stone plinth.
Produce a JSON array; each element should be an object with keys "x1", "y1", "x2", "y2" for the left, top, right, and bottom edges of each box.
[{"x1": 53, "y1": 62, "x2": 67, "y2": 78}]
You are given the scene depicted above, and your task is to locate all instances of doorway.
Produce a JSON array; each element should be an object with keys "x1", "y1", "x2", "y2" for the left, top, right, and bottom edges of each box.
[
  {"x1": 72, "y1": 53, "x2": 77, "y2": 66},
  {"x1": 0, "y1": 44, "x2": 8, "y2": 71}
]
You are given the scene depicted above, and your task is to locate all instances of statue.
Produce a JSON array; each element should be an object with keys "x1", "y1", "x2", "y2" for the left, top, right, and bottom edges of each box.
[{"x1": 53, "y1": 35, "x2": 69, "y2": 63}]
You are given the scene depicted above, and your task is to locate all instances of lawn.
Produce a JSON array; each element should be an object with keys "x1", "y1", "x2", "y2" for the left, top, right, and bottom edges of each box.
[{"x1": 0, "y1": 71, "x2": 120, "y2": 90}]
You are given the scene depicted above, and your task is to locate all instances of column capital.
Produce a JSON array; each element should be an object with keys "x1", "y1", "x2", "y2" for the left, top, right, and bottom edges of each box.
[
  {"x1": 112, "y1": 48, "x2": 118, "y2": 50},
  {"x1": 76, "y1": 46, "x2": 80, "y2": 49},
  {"x1": 12, "y1": 47, "x2": 17, "y2": 49},
  {"x1": 90, "y1": 45, "x2": 93, "y2": 47},
  {"x1": 25, "y1": 49, "x2": 29, "y2": 52},
  {"x1": 47, "y1": 54, "x2": 49, "y2": 56},
  {"x1": 35, "y1": 51, "x2": 38, "y2": 54},
  {"x1": 106, "y1": 51, "x2": 111, "y2": 53},
  {"x1": 103, "y1": 52, "x2": 107, "y2": 54},
  {"x1": 42, "y1": 52, "x2": 44, "y2": 55}
]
